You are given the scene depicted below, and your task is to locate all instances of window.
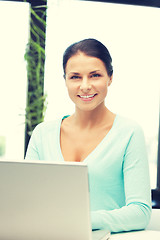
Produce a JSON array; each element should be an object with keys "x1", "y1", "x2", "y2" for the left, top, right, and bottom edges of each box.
[
  {"x1": 0, "y1": 1, "x2": 29, "y2": 160},
  {"x1": 45, "y1": 0, "x2": 160, "y2": 188}
]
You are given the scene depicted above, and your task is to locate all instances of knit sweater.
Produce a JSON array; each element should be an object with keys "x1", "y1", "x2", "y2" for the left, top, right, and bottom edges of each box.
[{"x1": 25, "y1": 115, "x2": 151, "y2": 232}]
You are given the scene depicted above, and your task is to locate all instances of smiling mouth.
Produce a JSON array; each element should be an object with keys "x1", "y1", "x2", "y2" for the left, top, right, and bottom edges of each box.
[{"x1": 77, "y1": 94, "x2": 97, "y2": 99}]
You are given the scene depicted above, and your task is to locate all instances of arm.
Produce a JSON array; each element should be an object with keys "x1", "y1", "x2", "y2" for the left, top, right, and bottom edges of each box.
[
  {"x1": 91, "y1": 125, "x2": 152, "y2": 232},
  {"x1": 25, "y1": 124, "x2": 41, "y2": 160}
]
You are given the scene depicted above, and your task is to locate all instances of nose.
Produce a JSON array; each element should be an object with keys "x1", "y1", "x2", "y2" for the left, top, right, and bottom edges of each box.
[{"x1": 80, "y1": 77, "x2": 91, "y2": 92}]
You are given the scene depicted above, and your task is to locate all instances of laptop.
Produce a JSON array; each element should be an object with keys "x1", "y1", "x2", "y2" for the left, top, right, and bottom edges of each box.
[{"x1": 0, "y1": 160, "x2": 110, "y2": 240}]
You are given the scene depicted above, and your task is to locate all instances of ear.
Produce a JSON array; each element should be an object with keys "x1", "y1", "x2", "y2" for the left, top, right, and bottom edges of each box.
[{"x1": 108, "y1": 74, "x2": 113, "y2": 86}]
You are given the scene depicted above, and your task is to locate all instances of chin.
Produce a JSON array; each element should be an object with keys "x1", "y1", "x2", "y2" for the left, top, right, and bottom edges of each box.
[{"x1": 76, "y1": 104, "x2": 103, "y2": 113}]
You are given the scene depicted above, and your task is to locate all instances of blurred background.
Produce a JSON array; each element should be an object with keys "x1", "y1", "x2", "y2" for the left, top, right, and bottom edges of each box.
[{"x1": 0, "y1": 0, "x2": 159, "y2": 189}]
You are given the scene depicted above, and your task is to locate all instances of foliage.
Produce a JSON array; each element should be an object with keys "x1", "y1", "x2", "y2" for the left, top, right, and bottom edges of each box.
[
  {"x1": 24, "y1": 1, "x2": 47, "y2": 137},
  {"x1": 0, "y1": 136, "x2": 5, "y2": 157}
]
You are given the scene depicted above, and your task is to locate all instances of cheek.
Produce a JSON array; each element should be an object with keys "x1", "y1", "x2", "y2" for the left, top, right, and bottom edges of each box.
[
  {"x1": 103, "y1": 87, "x2": 108, "y2": 97},
  {"x1": 66, "y1": 83, "x2": 77, "y2": 98},
  {"x1": 99, "y1": 83, "x2": 108, "y2": 99},
  {"x1": 97, "y1": 82, "x2": 108, "y2": 93}
]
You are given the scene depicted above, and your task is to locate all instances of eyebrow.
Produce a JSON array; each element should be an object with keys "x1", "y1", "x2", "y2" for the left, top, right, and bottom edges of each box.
[
  {"x1": 89, "y1": 70, "x2": 101, "y2": 74},
  {"x1": 68, "y1": 70, "x2": 101, "y2": 75},
  {"x1": 68, "y1": 72, "x2": 80, "y2": 75}
]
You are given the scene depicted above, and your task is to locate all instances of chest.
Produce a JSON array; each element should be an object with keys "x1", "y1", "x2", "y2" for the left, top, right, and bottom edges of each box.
[{"x1": 60, "y1": 127, "x2": 111, "y2": 162}]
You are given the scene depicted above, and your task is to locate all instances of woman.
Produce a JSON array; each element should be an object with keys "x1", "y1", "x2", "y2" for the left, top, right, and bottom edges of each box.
[{"x1": 25, "y1": 38, "x2": 151, "y2": 233}]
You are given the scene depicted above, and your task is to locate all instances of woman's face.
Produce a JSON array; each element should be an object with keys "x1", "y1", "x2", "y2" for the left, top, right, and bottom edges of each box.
[{"x1": 65, "y1": 52, "x2": 112, "y2": 112}]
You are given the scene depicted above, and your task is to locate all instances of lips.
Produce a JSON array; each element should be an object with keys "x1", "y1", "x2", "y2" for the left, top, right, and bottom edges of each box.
[{"x1": 78, "y1": 94, "x2": 97, "y2": 99}]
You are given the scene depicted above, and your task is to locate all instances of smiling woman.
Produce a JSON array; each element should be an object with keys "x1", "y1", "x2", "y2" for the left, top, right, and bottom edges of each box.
[{"x1": 25, "y1": 38, "x2": 152, "y2": 233}]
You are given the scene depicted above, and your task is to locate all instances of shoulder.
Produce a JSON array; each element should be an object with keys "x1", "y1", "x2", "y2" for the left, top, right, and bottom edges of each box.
[
  {"x1": 114, "y1": 115, "x2": 145, "y2": 140},
  {"x1": 113, "y1": 116, "x2": 148, "y2": 161},
  {"x1": 31, "y1": 115, "x2": 70, "y2": 138},
  {"x1": 116, "y1": 115, "x2": 143, "y2": 131},
  {"x1": 31, "y1": 118, "x2": 62, "y2": 138}
]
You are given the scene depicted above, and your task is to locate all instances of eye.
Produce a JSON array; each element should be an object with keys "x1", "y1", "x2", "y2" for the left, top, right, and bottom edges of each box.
[
  {"x1": 90, "y1": 73, "x2": 101, "y2": 78},
  {"x1": 70, "y1": 75, "x2": 81, "y2": 80}
]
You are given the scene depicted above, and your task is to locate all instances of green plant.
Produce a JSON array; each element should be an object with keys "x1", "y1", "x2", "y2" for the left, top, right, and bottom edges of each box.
[
  {"x1": 0, "y1": 136, "x2": 5, "y2": 157},
  {"x1": 24, "y1": 0, "x2": 47, "y2": 153}
]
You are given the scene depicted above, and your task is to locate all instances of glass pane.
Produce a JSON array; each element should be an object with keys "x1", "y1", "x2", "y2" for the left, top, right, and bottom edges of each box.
[
  {"x1": 45, "y1": 0, "x2": 160, "y2": 188},
  {"x1": 0, "y1": 1, "x2": 29, "y2": 160}
]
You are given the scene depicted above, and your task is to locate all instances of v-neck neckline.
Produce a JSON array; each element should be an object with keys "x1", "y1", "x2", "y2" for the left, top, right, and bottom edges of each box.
[{"x1": 57, "y1": 114, "x2": 118, "y2": 163}]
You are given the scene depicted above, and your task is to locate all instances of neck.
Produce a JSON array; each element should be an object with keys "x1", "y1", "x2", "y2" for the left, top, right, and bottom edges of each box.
[{"x1": 72, "y1": 105, "x2": 111, "y2": 129}]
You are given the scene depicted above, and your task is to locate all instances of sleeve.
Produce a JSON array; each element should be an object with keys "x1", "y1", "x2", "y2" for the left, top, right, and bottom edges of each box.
[
  {"x1": 25, "y1": 124, "x2": 42, "y2": 160},
  {"x1": 91, "y1": 125, "x2": 152, "y2": 233}
]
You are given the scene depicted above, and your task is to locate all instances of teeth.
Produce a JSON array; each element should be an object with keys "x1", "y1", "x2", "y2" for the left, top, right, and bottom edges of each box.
[{"x1": 80, "y1": 94, "x2": 95, "y2": 98}]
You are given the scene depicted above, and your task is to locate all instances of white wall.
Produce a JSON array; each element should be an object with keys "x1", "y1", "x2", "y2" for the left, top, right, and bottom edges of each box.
[{"x1": 0, "y1": 1, "x2": 30, "y2": 160}]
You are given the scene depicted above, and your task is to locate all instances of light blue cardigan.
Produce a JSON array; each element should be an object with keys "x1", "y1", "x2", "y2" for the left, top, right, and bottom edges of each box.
[{"x1": 25, "y1": 115, "x2": 152, "y2": 233}]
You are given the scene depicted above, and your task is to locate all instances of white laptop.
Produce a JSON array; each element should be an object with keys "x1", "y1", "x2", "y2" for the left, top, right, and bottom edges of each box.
[{"x1": 0, "y1": 160, "x2": 110, "y2": 240}]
